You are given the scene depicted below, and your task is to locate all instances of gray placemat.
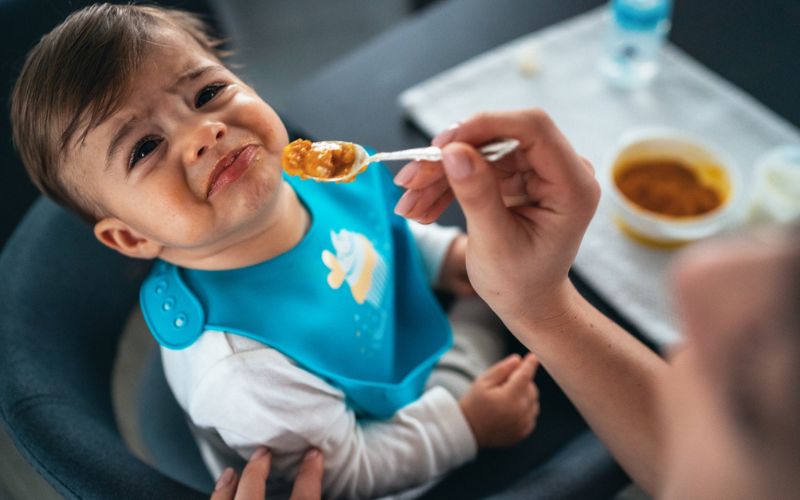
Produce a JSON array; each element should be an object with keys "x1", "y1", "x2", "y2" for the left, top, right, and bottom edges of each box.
[{"x1": 399, "y1": 7, "x2": 800, "y2": 345}]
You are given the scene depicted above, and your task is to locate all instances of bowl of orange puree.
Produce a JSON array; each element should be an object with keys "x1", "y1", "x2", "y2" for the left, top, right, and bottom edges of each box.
[{"x1": 605, "y1": 129, "x2": 743, "y2": 248}]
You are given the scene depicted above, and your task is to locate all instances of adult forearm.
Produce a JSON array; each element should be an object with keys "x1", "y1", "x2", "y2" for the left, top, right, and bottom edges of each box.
[{"x1": 506, "y1": 283, "x2": 668, "y2": 493}]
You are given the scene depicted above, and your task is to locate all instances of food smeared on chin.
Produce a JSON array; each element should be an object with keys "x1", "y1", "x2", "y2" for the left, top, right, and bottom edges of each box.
[{"x1": 282, "y1": 139, "x2": 358, "y2": 182}]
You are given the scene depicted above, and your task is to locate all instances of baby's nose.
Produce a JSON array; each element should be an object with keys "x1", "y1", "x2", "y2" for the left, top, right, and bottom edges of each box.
[{"x1": 189, "y1": 122, "x2": 226, "y2": 162}]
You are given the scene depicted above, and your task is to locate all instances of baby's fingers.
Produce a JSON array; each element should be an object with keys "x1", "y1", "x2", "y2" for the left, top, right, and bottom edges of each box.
[
  {"x1": 527, "y1": 382, "x2": 540, "y2": 405},
  {"x1": 479, "y1": 353, "x2": 523, "y2": 386},
  {"x1": 506, "y1": 353, "x2": 539, "y2": 391}
]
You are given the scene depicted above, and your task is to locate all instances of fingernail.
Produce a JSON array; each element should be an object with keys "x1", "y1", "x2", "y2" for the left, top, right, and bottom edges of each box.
[
  {"x1": 304, "y1": 448, "x2": 320, "y2": 460},
  {"x1": 214, "y1": 468, "x2": 235, "y2": 491},
  {"x1": 393, "y1": 163, "x2": 418, "y2": 186},
  {"x1": 432, "y1": 123, "x2": 459, "y2": 147},
  {"x1": 251, "y1": 447, "x2": 269, "y2": 460},
  {"x1": 394, "y1": 190, "x2": 420, "y2": 215},
  {"x1": 442, "y1": 147, "x2": 474, "y2": 179}
]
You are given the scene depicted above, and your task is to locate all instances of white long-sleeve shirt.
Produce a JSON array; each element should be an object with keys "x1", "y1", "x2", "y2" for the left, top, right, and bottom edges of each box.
[{"x1": 161, "y1": 221, "x2": 476, "y2": 498}]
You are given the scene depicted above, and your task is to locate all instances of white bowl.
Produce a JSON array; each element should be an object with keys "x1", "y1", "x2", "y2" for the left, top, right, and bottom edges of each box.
[
  {"x1": 604, "y1": 128, "x2": 743, "y2": 247},
  {"x1": 749, "y1": 145, "x2": 800, "y2": 223}
]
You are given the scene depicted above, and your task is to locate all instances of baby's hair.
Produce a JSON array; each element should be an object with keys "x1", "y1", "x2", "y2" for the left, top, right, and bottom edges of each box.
[{"x1": 10, "y1": 3, "x2": 227, "y2": 223}]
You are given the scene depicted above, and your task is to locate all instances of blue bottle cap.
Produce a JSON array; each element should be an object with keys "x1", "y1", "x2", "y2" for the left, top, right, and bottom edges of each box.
[{"x1": 613, "y1": 0, "x2": 672, "y2": 31}]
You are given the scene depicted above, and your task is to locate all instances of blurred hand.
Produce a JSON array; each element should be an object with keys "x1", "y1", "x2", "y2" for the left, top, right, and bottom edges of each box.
[
  {"x1": 211, "y1": 448, "x2": 324, "y2": 500},
  {"x1": 459, "y1": 353, "x2": 540, "y2": 448},
  {"x1": 437, "y1": 234, "x2": 475, "y2": 295},
  {"x1": 394, "y1": 109, "x2": 600, "y2": 326}
]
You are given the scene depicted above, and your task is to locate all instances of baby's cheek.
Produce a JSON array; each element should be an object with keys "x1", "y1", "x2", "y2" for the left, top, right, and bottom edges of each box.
[{"x1": 164, "y1": 214, "x2": 212, "y2": 247}]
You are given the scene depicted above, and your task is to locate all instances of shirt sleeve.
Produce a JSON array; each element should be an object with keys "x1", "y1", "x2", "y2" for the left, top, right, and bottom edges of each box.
[
  {"x1": 406, "y1": 220, "x2": 463, "y2": 285},
  {"x1": 181, "y1": 332, "x2": 477, "y2": 499}
]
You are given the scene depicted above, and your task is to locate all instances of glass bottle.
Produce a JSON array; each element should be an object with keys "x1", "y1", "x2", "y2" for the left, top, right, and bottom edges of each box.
[{"x1": 599, "y1": 0, "x2": 673, "y2": 89}]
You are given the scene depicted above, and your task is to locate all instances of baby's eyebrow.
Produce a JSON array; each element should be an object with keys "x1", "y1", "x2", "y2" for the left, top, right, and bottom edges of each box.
[
  {"x1": 106, "y1": 117, "x2": 138, "y2": 169},
  {"x1": 168, "y1": 64, "x2": 223, "y2": 93}
]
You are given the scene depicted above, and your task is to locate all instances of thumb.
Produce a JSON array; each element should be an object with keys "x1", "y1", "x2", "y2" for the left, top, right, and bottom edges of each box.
[
  {"x1": 441, "y1": 143, "x2": 512, "y2": 232},
  {"x1": 479, "y1": 353, "x2": 522, "y2": 386}
]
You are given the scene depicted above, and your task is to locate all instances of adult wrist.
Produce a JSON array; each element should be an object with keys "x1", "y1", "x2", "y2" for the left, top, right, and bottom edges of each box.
[{"x1": 504, "y1": 280, "x2": 585, "y2": 338}]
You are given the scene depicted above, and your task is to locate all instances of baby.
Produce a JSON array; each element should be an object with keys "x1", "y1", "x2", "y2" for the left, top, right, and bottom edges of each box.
[{"x1": 10, "y1": 4, "x2": 539, "y2": 498}]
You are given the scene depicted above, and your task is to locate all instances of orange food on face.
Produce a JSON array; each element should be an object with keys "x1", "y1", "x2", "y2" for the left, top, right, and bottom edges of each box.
[{"x1": 282, "y1": 139, "x2": 358, "y2": 181}]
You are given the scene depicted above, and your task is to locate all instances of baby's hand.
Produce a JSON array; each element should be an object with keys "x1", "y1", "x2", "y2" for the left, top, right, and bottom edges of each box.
[
  {"x1": 459, "y1": 353, "x2": 540, "y2": 448},
  {"x1": 438, "y1": 234, "x2": 475, "y2": 296}
]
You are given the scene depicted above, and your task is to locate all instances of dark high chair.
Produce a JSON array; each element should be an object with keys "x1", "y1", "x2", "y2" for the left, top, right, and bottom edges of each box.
[
  {"x1": 0, "y1": 198, "x2": 210, "y2": 498},
  {"x1": 0, "y1": 197, "x2": 629, "y2": 499}
]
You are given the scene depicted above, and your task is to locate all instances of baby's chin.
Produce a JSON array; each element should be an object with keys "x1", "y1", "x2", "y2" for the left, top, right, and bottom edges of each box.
[
  {"x1": 207, "y1": 155, "x2": 280, "y2": 209},
  {"x1": 241, "y1": 166, "x2": 285, "y2": 212}
]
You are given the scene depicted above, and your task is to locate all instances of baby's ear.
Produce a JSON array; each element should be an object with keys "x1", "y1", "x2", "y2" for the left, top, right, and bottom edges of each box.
[{"x1": 94, "y1": 217, "x2": 163, "y2": 259}]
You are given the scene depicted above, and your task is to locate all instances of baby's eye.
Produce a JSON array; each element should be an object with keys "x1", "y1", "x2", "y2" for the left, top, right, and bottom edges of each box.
[
  {"x1": 129, "y1": 136, "x2": 163, "y2": 169},
  {"x1": 195, "y1": 83, "x2": 227, "y2": 108}
]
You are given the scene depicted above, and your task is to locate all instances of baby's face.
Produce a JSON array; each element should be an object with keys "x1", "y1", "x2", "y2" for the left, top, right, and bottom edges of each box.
[{"x1": 72, "y1": 28, "x2": 290, "y2": 264}]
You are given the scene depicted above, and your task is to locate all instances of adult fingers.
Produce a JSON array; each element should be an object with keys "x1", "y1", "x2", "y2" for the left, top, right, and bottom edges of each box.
[
  {"x1": 479, "y1": 353, "x2": 522, "y2": 386},
  {"x1": 394, "y1": 161, "x2": 446, "y2": 190},
  {"x1": 233, "y1": 448, "x2": 271, "y2": 500},
  {"x1": 416, "y1": 191, "x2": 455, "y2": 224},
  {"x1": 435, "y1": 110, "x2": 592, "y2": 203},
  {"x1": 210, "y1": 468, "x2": 239, "y2": 500},
  {"x1": 440, "y1": 143, "x2": 514, "y2": 234},
  {"x1": 395, "y1": 177, "x2": 451, "y2": 220},
  {"x1": 289, "y1": 449, "x2": 324, "y2": 500}
]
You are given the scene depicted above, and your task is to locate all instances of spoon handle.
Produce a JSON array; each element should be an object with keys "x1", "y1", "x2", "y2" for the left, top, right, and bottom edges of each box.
[
  {"x1": 367, "y1": 138, "x2": 519, "y2": 164},
  {"x1": 368, "y1": 146, "x2": 443, "y2": 163}
]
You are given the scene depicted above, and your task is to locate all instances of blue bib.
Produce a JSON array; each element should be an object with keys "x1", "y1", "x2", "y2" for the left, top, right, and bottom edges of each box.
[{"x1": 140, "y1": 165, "x2": 452, "y2": 419}]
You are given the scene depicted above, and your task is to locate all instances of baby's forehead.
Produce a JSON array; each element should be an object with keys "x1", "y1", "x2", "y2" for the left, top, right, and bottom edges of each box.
[
  {"x1": 118, "y1": 29, "x2": 220, "y2": 99},
  {"x1": 131, "y1": 31, "x2": 220, "y2": 91},
  {"x1": 79, "y1": 40, "x2": 224, "y2": 145}
]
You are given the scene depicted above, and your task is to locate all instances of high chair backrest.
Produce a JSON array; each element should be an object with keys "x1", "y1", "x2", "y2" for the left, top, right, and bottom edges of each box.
[{"x1": 0, "y1": 197, "x2": 208, "y2": 499}]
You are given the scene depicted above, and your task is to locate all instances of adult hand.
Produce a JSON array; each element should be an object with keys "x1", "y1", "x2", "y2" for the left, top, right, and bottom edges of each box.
[
  {"x1": 394, "y1": 110, "x2": 600, "y2": 326},
  {"x1": 437, "y1": 234, "x2": 475, "y2": 295},
  {"x1": 211, "y1": 448, "x2": 324, "y2": 500}
]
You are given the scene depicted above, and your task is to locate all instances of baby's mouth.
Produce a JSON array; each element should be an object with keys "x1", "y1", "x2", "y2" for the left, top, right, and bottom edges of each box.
[{"x1": 206, "y1": 144, "x2": 258, "y2": 198}]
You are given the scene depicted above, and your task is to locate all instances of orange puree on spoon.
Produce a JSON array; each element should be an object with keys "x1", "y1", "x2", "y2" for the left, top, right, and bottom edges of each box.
[{"x1": 282, "y1": 139, "x2": 358, "y2": 182}]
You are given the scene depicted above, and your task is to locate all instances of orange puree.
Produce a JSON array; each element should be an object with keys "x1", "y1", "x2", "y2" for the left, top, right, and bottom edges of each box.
[
  {"x1": 615, "y1": 159, "x2": 723, "y2": 217},
  {"x1": 282, "y1": 139, "x2": 357, "y2": 181}
]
